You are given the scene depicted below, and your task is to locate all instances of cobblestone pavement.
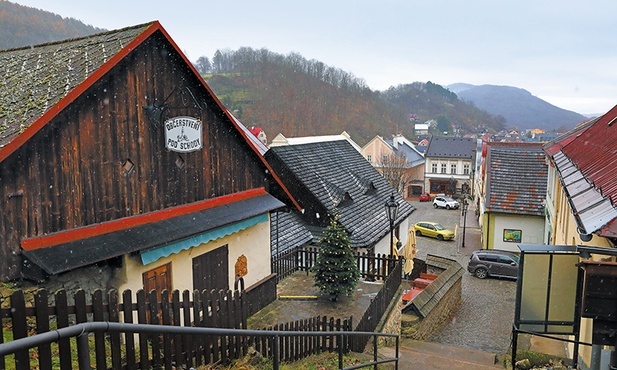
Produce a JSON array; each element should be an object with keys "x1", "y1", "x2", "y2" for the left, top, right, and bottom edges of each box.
[{"x1": 408, "y1": 198, "x2": 517, "y2": 355}]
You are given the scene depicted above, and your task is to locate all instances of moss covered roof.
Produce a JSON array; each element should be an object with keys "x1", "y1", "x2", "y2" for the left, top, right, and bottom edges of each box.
[{"x1": 0, "y1": 22, "x2": 153, "y2": 149}]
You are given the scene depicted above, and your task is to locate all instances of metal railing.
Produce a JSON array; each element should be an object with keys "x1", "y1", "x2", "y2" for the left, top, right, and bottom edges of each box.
[{"x1": 0, "y1": 322, "x2": 399, "y2": 370}]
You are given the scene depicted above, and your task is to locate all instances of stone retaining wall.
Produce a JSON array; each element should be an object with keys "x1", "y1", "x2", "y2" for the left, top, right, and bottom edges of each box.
[
  {"x1": 400, "y1": 255, "x2": 464, "y2": 340},
  {"x1": 375, "y1": 287, "x2": 403, "y2": 347},
  {"x1": 402, "y1": 278, "x2": 462, "y2": 340}
]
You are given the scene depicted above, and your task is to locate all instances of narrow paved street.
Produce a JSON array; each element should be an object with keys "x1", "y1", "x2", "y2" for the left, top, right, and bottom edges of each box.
[{"x1": 407, "y1": 198, "x2": 517, "y2": 354}]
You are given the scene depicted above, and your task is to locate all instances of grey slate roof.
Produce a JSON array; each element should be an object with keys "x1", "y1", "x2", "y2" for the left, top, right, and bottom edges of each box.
[
  {"x1": 270, "y1": 210, "x2": 313, "y2": 255},
  {"x1": 0, "y1": 22, "x2": 152, "y2": 149},
  {"x1": 425, "y1": 136, "x2": 475, "y2": 159},
  {"x1": 485, "y1": 143, "x2": 547, "y2": 216},
  {"x1": 23, "y1": 193, "x2": 284, "y2": 275},
  {"x1": 265, "y1": 139, "x2": 415, "y2": 249},
  {"x1": 405, "y1": 254, "x2": 463, "y2": 318},
  {"x1": 385, "y1": 139, "x2": 425, "y2": 167}
]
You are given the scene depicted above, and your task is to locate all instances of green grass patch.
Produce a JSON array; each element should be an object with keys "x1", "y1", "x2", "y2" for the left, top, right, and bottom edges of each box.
[
  {"x1": 2, "y1": 321, "x2": 129, "y2": 370},
  {"x1": 499, "y1": 349, "x2": 569, "y2": 369},
  {"x1": 196, "y1": 350, "x2": 395, "y2": 370}
]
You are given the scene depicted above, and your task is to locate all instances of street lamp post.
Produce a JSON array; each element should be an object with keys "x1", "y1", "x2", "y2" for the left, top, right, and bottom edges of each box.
[
  {"x1": 385, "y1": 194, "x2": 400, "y2": 272},
  {"x1": 461, "y1": 198, "x2": 468, "y2": 248}
]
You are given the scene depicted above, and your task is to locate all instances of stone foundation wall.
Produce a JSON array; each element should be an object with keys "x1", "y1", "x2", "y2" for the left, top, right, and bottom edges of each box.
[
  {"x1": 376, "y1": 288, "x2": 403, "y2": 347},
  {"x1": 1, "y1": 264, "x2": 117, "y2": 307},
  {"x1": 402, "y1": 279, "x2": 462, "y2": 340}
]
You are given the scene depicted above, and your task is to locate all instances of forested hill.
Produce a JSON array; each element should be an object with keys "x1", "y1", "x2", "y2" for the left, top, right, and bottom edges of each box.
[
  {"x1": 202, "y1": 48, "x2": 506, "y2": 145},
  {"x1": 0, "y1": 1, "x2": 103, "y2": 50}
]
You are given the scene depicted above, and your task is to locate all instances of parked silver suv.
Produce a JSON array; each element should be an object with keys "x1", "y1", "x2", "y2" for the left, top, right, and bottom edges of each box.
[
  {"x1": 467, "y1": 250, "x2": 520, "y2": 279},
  {"x1": 432, "y1": 195, "x2": 460, "y2": 210}
]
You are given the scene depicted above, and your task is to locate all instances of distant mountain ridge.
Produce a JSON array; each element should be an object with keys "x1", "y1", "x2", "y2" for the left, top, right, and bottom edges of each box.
[{"x1": 447, "y1": 83, "x2": 588, "y2": 131}]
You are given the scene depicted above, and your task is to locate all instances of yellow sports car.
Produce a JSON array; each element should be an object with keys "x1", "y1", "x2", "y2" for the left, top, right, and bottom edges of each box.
[{"x1": 413, "y1": 222, "x2": 455, "y2": 241}]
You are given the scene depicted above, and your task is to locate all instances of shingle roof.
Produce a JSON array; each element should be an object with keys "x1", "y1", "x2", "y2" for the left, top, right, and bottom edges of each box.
[
  {"x1": 23, "y1": 191, "x2": 284, "y2": 275},
  {"x1": 384, "y1": 139, "x2": 425, "y2": 167},
  {"x1": 425, "y1": 136, "x2": 475, "y2": 159},
  {"x1": 270, "y1": 210, "x2": 313, "y2": 255},
  {"x1": 543, "y1": 117, "x2": 598, "y2": 157},
  {"x1": 0, "y1": 22, "x2": 153, "y2": 149},
  {"x1": 485, "y1": 143, "x2": 547, "y2": 216},
  {"x1": 406, "y1": 255, "x2": 463, "y2": 318},
  {"x1": 266, "y1": 139, "x2": 415, "y2": 249},
  {"x1": 546, "y1": 105, "x2": 617, "y2": 237}
]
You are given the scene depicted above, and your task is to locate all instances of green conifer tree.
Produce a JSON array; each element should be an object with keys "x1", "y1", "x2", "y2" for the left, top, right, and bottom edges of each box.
[{"x1": 312, "y1": 214, "x2": 360, "y2": 301}]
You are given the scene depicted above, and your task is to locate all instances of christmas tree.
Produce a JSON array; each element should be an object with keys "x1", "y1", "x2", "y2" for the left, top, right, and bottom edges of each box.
[{"x1": 312, "y1": 213, "x2": 360, "y2": 301}]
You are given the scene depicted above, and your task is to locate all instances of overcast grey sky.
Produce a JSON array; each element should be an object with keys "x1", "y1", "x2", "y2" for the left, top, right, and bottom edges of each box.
[{"x1": 12, "y1": 0, "x2": 617, "y2": 115}]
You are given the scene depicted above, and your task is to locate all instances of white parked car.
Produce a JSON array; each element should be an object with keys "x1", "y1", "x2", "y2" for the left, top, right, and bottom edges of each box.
[{"x1": 433, "y1": 196, "x2": 460, "y2": 210}]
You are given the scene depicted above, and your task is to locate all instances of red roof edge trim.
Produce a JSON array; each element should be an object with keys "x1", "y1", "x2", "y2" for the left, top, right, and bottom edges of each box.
[
  {"x1": 21, "y1": 188, "x2": 267, "y2": 251},
  {"x1": 261, "y1": 158, "x2": 303, "y2": 211},
  {"x1": 544, "y1": 135, "x2": 577, "y2": 157},
  {"x1": 155, "y1": 24, "x2": 303, "y2": 213},
  {"x1": 543, "y1": 116, "x2": 600, "y2": 158},
  {"x1": 0, "y1": 22, "x2": 160, "y2": 165},
  {"x1": 599, "y1": 104, "x2": 617, "y2": 126},
  {"x1": 221, "y1": 109, "x2": 301, "y2": 212}
]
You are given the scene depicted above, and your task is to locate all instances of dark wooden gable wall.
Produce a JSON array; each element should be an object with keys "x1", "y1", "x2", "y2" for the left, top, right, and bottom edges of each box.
[{"x1": 0, "y1": 31, "x2": 269, "y2": 280}]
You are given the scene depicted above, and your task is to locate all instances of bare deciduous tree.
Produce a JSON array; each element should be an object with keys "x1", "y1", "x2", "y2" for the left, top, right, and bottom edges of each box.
[
  {"x1": 377, "y1": 153, "x2": 411, "y2": 194},
  {"x1": 194, "y1": 56, "x2": 211, "y2": 74}
]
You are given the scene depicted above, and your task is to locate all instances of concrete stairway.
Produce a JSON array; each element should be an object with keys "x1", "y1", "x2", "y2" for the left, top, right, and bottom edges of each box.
[{"x1": 379, "y1": 340, "x2": 506, "y2": 369}]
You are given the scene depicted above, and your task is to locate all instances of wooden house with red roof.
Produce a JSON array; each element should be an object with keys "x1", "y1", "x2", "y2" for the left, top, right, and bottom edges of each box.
[{"x1": 0, "y1": 22, "x2": 298, "y2": 296}]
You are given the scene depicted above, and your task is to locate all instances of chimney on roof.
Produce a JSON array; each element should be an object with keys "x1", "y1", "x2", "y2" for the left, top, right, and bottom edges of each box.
[{"x1": 392, "y1": 134, "x2": 399, "y2": 149}]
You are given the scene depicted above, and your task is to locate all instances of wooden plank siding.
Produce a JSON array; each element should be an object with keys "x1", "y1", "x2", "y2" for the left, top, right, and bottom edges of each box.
[{"x1": 0, "y1": 31, "x2": 271, "y2": 280}]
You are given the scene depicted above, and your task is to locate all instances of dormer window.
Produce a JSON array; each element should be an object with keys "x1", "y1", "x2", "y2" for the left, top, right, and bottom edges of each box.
[
  {"x1": 336, "y1": 192, "x2": 353, "y2": 207},
  {"x1": 364, "y1": 181, "x2": 377, "y2": 195}
]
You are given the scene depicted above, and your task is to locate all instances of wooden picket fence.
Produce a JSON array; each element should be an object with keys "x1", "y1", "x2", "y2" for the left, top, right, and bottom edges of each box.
[
  {"x1": 1, "y1": 288, "x2": 251, "y2": 370},
  {"x1": 0, "y1": 288, "x2": 362, "y2": 369},
  {"x1": 0, "y1": 290, "x2": 352, "y2": 369},
  {"x1": 254, "y1": 315, "x2": 354, "y2": 363},
  {"x1": 272, "y1": 246, "x2": 398, "y2": 282},
  {"x1": 352, "y1": 259, "x2": 402, "y2": 351},
  {"x1": 1, "y1": 256, "x2": 403, "y2": 369}
]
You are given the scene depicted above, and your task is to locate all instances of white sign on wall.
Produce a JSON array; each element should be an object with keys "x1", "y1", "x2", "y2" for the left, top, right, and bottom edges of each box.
[{"x1": 164, "y1": 116, "x2": 203, "y2": 153}]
